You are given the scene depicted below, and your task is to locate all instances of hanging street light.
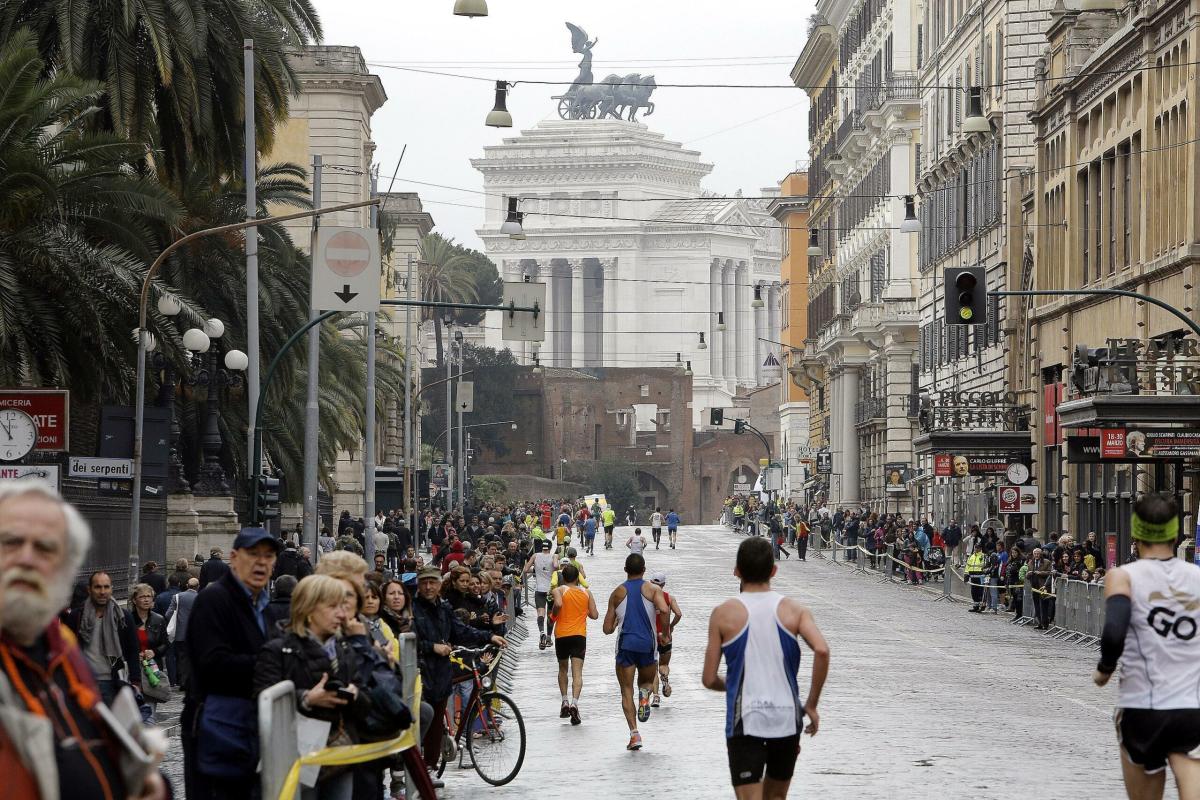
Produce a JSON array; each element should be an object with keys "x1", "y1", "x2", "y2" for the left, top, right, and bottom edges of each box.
[
  {"x1": 900, "y1": 195, "x2": 921, "y2": 233},
  {"x1": 963, "y1": 87, "x2": 990, "y2": 134},
  {"x1": 500, "y1": 197, "x2": 523, "y2": 235},
  {"x1": 752, "y1": 284, "x2": 765, "y2": 309},
  {"x1": 807, "y1": 228, "x2": 822, "y2": 257},
  {"x1": 486, "y1": 81, "x2": 513, "y2": 128},
  {"x1": 698, "y1": 332, "x2": 708, "y2": 350},
  {"x1": 716, "y1": 311, "x2": 726, "y2": 331},
  {"x1": 454, "y1": 0, "x2": 488, "y2": 17},
  {"x1": 509, "y1": 211, "x2": 526, "y2": 240}
]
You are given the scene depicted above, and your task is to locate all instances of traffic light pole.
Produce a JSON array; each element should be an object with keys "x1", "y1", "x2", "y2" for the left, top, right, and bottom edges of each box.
[
  {"x1": 248, "y1": 297, "x2": 541, "y2": 525},
  {"x1": 989, "y1": 290, "x2": 1200, "y2": 340}
]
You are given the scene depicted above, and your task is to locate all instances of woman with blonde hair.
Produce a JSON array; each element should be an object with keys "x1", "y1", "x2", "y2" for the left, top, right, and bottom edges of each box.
[{"x1": 255, "y1": 575, "x2": 370, "y2": 800}]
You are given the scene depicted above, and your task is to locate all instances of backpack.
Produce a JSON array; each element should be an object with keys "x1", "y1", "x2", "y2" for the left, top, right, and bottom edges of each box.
[{"x1": 356, "y1": 659, "x2": 414, "y2": 742}]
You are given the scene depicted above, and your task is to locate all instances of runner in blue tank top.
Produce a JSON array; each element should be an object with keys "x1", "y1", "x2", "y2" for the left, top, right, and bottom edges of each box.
[{"x1": 603, "y1": 553, "x2": 669, "y2": 751}]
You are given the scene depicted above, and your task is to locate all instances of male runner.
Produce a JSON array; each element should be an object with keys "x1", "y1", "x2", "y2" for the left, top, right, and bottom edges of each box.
[
  {"x1": 602, "y1": 504, "x2": 617, "y2": 550},
  {"x1": 1094, "y1": 493, "x2": 1200, "y2": 800},
  {"x1": 666, "y1": 509, "x2": 681, "y2": 549},
  {"x1": 702, "y1": 536, "x2": 829, "y2": 799},
  {"x1": 626, "y1": 527, "x2": 647, "y2": 555},
  {"x1": 650, "y1": 507, "x2": 665, "y2": 549},
  {"x1": 603, "y1": 553, "x2": 670, "y2": 751},
  {"x1": 552, "y1": 564, "x2": 598, "y2": 725},
  {"x1": 649, "y1": 571, "x2": 682, "y2": 707},
  {"x1": 523, "y1": 539, "x2": 556, "y2": 650},
  {"x1": 584, "y1": 514, "x2": 598, "y2": 556}
]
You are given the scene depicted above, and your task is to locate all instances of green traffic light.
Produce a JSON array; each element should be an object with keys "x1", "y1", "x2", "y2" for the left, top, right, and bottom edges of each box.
[{"x1": 960, "y1": 308, "x2": 973, "y2": 320}]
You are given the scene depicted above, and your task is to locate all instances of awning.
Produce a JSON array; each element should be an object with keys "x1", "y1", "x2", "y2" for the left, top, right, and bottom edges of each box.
[
  {"x1": 912, "y1": 430, "x2": 1033, "y2": 456},
  {"x1": 1058, "y1": 395, "x2": 1200, "y2": 428}
]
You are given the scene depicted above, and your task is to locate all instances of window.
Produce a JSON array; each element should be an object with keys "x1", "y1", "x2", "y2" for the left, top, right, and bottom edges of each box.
[
  {"x1": 1121, "y1": 142, "x2": 1132, "y2": 267},
  {"x1": 1094, "y1": 161, "x2": 1102, "y2": 280},
  {"x1": 1080, "y1": 167, "x2": 1090, "y2": 282},
  {"x1": 869, "y1": 251, "x2": 886, "y2": 301},
  {"x1": 1107, "y1": 151, "x2": 1117, "y2": 275}
]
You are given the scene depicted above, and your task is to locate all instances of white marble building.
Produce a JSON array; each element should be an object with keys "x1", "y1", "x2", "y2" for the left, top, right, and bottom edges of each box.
[{"x1": 473, "y1": 120, "x2": 782, "y2": 428}]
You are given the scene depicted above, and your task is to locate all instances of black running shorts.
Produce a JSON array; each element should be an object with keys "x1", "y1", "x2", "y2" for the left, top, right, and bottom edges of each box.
[
  {"x1": 534, "y1": 591, "x2": 548, "y2": 609},
  {"x1": 726, "y1": 734, "x2": 801, "y2": 786},
  {"x1": 1116, "y1": 708, "x2": 1200, "y2": 774},
  {"x1": 554, "y1": 635, "x2": 586, "y2": 661}
]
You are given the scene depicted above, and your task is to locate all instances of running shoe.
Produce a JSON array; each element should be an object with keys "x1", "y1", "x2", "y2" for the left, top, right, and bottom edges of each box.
[
  {"x1": 637, "y1": 688, "x2": 652, "y2": 722},
  {"x1": 627, "y1": 731, "x2": 643, "y2": 750},
  {"x1": 569, "y1": 705, "x2": 581, "y2": 726},
  {"x1": 661, "y1": 677, "x2": 672, "y2": 698},
  {"x1": 560, "y1": 701, "x2": 571, "y2": 718},
  {"x1": 650, "y1": 693, "x2": 661, "y2": 708},
  {"x1": 539, "y1": 634, "x2": 548, "y2": 650}
]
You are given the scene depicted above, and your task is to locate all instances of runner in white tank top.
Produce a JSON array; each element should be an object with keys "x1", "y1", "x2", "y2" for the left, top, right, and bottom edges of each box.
[
  {"x1": 1094, "y1": 493, "x2": 1200, "y2": 799},
  {"x1": 703, "y1": 537, "x2": 830, "y2": 796},
  {"x1": 626, "y1": 528, "x2": 647, "y2": 555}
]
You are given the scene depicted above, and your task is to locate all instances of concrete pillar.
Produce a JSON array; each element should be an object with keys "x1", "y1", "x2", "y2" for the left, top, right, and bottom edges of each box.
[
  {"x1": 754, "y1": 284, "x2": 767, "y2": 385},
  {"x1": 722, "y1": 262, "x2": 736, "y2": 382},
  {"x1": 735, "y1": 262, "x2": 751, "y2": 384},
  {"x1": 841, "y1": 366, "x2": 861, "y2": 503},
  {"x1": 768, "y1": 283, "x2": 781, "y2": 345},
  {"x1": 569, "y1": 259, "x2": 585, "y2": 367},
  {"x1": 537, "y1": 261, "x2": 554, "y2": 365},
  {"x1": 710, "y1": 259, "x2": 722, "y2": 379},
  {"x1": 602, "y1": 258, "x2": 617, "y2": 366}
]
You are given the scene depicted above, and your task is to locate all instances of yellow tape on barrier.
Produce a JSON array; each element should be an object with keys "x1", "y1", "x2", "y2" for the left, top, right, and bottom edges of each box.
[
  {"x1": 853, "y1": 544, "x2": 947, "y2": 574},
  {"x1": 278, "y1": 678, "x2": 423, "y2": 800}
]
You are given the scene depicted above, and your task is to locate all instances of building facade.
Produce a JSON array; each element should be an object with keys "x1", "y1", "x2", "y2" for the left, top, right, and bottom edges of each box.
[
  {"x1": 1025, "y1": 0, "x2": 1199, "y2": 556},
  {"x1": 473, "y1": 120, "x2": 782, "y2": 428}
]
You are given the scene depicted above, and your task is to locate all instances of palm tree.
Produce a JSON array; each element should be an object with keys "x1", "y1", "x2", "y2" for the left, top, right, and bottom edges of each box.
[
  {"x1": 0, "y1": 30, "x2": 179, "y2": 400},
  {"x1": 418, "y1": 233, "x2": 479, "y2": 367},
  {"x1": 0, "y1": 0, "x2": 321, "y2": 181}
]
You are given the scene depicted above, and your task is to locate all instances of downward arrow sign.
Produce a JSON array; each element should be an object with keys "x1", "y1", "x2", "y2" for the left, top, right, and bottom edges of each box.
[{"x1": 334, "y1": 284, "x2": 359, "y2": 304}]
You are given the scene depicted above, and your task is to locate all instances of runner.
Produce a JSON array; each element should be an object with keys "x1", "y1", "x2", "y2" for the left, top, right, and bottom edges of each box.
[
  {"x1": 555, "y1": 512, "x2": 571, "y2": 552},
  {"x1": 666, "y1": 508, "x2": 681, "y2": 549},
  {"x1": 552, "y1": 564, "x2": 598, "y2": 725},
  {"x1": 1093, "y1": 493, "x2": 1200, "y2": 800},
  {"x1": 626, "y1": 527, "x2": 647, "y2": 555},
  {"x1": 602, "y1": 504, "x2": 617, "y2": 550},
  {"x1": 649, "y1": 571, "x2": 682, "y2": 707},
  {"x1": 551, "y1": 549, "x2": 589, "y2": 588},
  {"x1": 584, "y1": 513, "x2": 598, "y2": 556},
  {"x1": 523, "y1": 539, "x2": 556, "y2": 650},
  {"x1": 603, "y1": 553, "x2": 670, "y2": 751},
  {"x1": 702, "y1": 536, "x2": 830, "y2": 799},
  {"x1": 649, "y1": 507, "x2": 665, "y2": 550}
]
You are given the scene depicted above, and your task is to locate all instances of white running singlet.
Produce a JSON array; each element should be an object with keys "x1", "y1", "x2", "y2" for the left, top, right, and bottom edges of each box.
[
  {"x1": 532, "y1": 552, "x2": 555, "y2": 593},
  {"x1": 721, "y1": 591, "x2": 803, "y2": 738},
  {"x1": 629, "y1": 536, "x2": 646, "y2": 554},
  {"x1": 1118, "y1": 558, "x2": 1200, "y2": 710}
]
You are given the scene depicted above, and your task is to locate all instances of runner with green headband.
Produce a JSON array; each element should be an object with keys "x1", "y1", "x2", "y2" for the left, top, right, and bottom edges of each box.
[{"x1": 1093, "y1": 492, "x2": 1200, "y2": 800}]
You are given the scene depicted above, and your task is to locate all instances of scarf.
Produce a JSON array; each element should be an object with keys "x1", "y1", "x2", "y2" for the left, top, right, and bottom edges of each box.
[{"x1": 77, "y1": 598, "x2": 124, "y2": 666}]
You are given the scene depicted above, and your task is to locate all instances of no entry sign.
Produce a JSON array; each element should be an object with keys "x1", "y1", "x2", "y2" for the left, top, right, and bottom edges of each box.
[{"x1": 312, "y1": 227, "x2": 381, "y2": 313}]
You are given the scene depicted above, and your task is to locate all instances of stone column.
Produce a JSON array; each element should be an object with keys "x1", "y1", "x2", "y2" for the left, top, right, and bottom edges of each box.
[
  {"x1": 569, "y1": 259, "x2": 586, "y2": 367},
  {"x1": 601, "y1": 258, "x2": 617, "y2": 366},
  {"x1": 537, "y1": 261, "x2": 554, "y2": 365},
  {"x1": 722, "y1": 262, "x2": 736, "y2": 383},
  {"x1": 841, "y1": 365, "x2": 861, "y2": 503},
  {"x1": 709, "y1": 259, "x2": 722, "y2": 379},
  {"x1": 735, "y1": 262, "x2": 751, "y2": 384},
  {"x1": 754, "y1": 283, "x2": 767, "y2": 385}
]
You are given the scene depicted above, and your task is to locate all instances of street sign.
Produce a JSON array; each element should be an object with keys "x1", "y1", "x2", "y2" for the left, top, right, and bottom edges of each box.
[
  {"x1": 312, "y1": 227, "x2": 380, "y2": 313},
  {"x1": 456, "y1": 382, "x2": 474, "y2": 413},
  {"x1": 815, "y1": 450, "x2": 832, "y2": 474},
  {"x1": 500, "y1": 281, "x2": 547, "y2": 342},
  {"x1": 0, "y1": 389, "x2": 68, "y2": 451},
  {"x1": 69, "y1": 457, "x2": 133, "y2": 479},
  {"x1": 0, "y1": 464, "x2": 59, "y2": 489}
]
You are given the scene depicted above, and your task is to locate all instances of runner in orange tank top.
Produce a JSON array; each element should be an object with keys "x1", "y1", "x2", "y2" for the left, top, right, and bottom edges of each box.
[{"x1": 551, "y1": 564, "x2": 598, "y2": 725}]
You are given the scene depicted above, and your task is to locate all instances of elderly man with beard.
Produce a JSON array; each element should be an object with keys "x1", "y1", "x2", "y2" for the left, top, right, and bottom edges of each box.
[{"x1": 0, "y1": 480, "x2": 166, "y2": 800}]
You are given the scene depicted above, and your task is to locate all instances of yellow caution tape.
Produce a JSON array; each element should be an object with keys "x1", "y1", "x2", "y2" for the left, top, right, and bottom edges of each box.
[{"x1": 278, "y1": 678, "x2": 424, "y2": 800}]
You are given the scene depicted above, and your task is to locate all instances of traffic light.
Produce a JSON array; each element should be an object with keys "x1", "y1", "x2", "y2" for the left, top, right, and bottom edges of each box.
[
  {"x1": 710, "y1": 408, "x2": 724, "y2": 427},
  {"x1": 734, "y1": 419, "x2": 746, "y2": 435},
  {"x1": 249, "y1": 473, "x2": 281, "y2": 526},
  {"x1": 944, "y1": 266, "x2": 987, "y2": 325}
]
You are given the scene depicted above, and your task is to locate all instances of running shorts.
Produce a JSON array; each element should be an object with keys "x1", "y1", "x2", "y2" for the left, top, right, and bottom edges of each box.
[
  {"x1": 554, "y1": 635, "x2": 587, "y2": 661},
  {"x1": 658, "y1": 641, "x2": 673, "y2": 656},
  {"x1": 604, "y1": 525, "x2": 614, "y2": 535},
  {"x1": 651, "y1": 527, "x2": 662, "y2": 536},
  {"x1": 1116, "y1": 708, "x2": 1200, "y2": 773},
  {"x1": 726, "y1": 734, "x2": 801, "y2": 786},
  {"x1": 535, "y1": 591, "x2": 548, "y2": 609},
  {"x1": 615, "y1": 648, "x2": 656, "y2": 669}
]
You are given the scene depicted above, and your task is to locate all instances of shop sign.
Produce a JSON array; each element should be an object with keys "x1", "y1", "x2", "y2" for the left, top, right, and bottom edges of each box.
[
  {"x1": 948, "y1": 454, "x2": 1013, "y2": 476},
  {"x1": 934, "y1": 454, "x2": 953, "y2": 477},
  {"x1": 1069, "y1": 429, "x2": 1200, "y2": 461},
  {"x1": 815, "y1": 450, "x2": 832, "y2": 474},
  {"x1": 0, "y1": 464, "x2": 59, "y2": 488},
  {"x1": 0, "y1": 389, "x2": 69, "y2": 451},
  {"x1": 884, "y1": 462, "x2": 910, "y2": 493},
  {"x1": 997, "y1": 484, "x2": 1039, "y2": 514},
  {"x1": 919, "y1": 391, "x2": 1028, "y2": 433}
]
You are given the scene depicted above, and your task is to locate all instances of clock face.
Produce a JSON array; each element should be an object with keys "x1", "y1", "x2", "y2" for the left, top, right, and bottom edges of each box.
[
  {"x1": 0, "y1": 409, "x2": 37, "y2": 461},
  {"x1": 1006, "y1": 462, "x2": 1030, "y2": 485}
]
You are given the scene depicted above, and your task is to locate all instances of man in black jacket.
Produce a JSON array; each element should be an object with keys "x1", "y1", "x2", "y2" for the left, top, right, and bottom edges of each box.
[
  {"x1": 411, "y1": 565, "x2": 505, "y2": 764},
  {"x1": 182, "y1": 528, "x2": 280, "y2": 800},
  {"x1": 272, "y1": 538, "x2": 313, "y2": 581},
  {"x1": 198, "y1": 546, "x2": 229, "y2": 589}
]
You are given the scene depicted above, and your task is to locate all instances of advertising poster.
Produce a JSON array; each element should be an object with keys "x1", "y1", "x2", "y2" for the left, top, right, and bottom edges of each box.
[
  {"x1": 884, "y1": 462, "x2": 909, "y2": 492},
  {"x1": 997, "y1": 484, "x2": 1039, "y2": 514}
]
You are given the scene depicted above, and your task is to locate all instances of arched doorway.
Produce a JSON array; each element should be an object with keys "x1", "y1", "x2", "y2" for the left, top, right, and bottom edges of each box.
[
  {"x1": 727, "y1": 460, "x2": 760, "y2": 497},
  {"x1": 636, "y1": 470, "x2": 670, "y2": 512}
]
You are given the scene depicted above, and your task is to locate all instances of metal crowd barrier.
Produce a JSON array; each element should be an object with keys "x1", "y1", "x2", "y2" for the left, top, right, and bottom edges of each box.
[
  {"x1": 1046, "y1": 579, "x2": 1103, "y2": 645},
  {"x1": 260, "y1": 633, "x2": 422, "y2": 800}
]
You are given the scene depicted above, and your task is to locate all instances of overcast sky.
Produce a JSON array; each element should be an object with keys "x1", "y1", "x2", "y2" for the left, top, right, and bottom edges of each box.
[{"x1": 312, "y1": 0, "x2": 815, "y2": 249}]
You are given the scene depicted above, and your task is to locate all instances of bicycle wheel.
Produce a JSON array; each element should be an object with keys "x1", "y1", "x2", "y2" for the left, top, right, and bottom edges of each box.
[
  {"x1": 465, "y1": 692, "x2": 526, "y2": 786},
  {"x1": 436, "y1": 731, "x2": 457, "y2": 778}
]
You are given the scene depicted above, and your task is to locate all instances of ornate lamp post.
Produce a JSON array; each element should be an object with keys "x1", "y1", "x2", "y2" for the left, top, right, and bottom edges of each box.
[{"x1": 182, "y1": 320, "x2": 248, "y2": 496}]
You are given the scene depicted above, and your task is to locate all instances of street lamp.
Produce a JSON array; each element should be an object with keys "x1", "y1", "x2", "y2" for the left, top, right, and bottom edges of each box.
[
  {"x1": 500, "y1": 197, "x2": 523, "y2": 235},
  {"x1": 716, "y1": 311, "x2": 726, "y2": 332},
  {"x1": 752, "y1": 285, "x2": 765, "y2": 309},
  {"x1": 486, "y1": 81, "x2": 513, "y2": 128},
  {"x1": 963, "y1": 87, "x2": 990, "y2": 134},
  {"x1": 807, "y1": 228, "x2": 822, "y2": 257},
  {"x1": 454, "y1": 0, "x2": 488, "y2": 16},
  {"x1": 698, "y1": 332, "x2": 707, "y2": 350},
  {"x1": 900, "y1": 195, "x2": 921, "y2": 233}
]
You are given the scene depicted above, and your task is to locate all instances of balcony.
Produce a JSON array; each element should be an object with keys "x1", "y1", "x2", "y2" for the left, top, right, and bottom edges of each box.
[
  {"x1": 855, "y1": 397, "x2": 888, "y2": 425},
  {"x1": 849, "y1": 299, "x2": 919, "y2": 336},
  {"x1": 835, "y1": 110, "x2": 865, "y2": 149},
  {"x1": 884, "y1": 71, "x2": 919, "y2": 102}
]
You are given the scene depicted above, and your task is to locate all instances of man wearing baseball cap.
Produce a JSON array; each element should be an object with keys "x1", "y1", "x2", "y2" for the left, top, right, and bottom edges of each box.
[
  {"x1": 1094, "y1": 492, "x2": 1200, "y2": 800},
  {"x1": 412, "y1": 565, "x2": 506, "y2": 765},
  {"x1": 649, "y1": 571, "x2": 682, "y2": 708}
]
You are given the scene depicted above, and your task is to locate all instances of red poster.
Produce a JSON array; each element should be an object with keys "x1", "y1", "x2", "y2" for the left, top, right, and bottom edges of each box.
[
  {"x1": 934, "y1": 454, "x2": 953, "y2": 476},
  {"x1": 1105, "y1": 533, "x2": 1118, "y2": 568},
  {"x1": 1100, "y1": 428, "x2": 1126, "y2": 459},
  {"x1": 0, "y1": 389, "x2": 69, "y2": 451},
  {"x1": 1042, "y1": 384, "x2": 1059, "y2": 445}
]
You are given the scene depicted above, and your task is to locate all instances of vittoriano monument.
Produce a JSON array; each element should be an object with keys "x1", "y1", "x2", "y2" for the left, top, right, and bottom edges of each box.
[{"x1": 555, "y1": 22, "x2": 657, "y2": 122}]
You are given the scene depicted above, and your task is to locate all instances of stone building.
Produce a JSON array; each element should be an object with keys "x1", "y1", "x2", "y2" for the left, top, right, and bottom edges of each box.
[
  {"x1": 911, "y1": 0, "x2": 1053, "y2": 528},
  {"x1": 472, "y1": 120, "x2": 782, "y2": 428},
  {"x1": 793, "y1": 0, "x2": 923, "y2": 516},
  {"x1": 1024, "y1": 0, "x2": 1200, "y2": 556}
]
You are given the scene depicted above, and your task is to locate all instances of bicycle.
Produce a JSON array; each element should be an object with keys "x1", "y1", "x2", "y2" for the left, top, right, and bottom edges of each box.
[{"x1": 438, "y1": 645, "x2": 526, "y2": 786}]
